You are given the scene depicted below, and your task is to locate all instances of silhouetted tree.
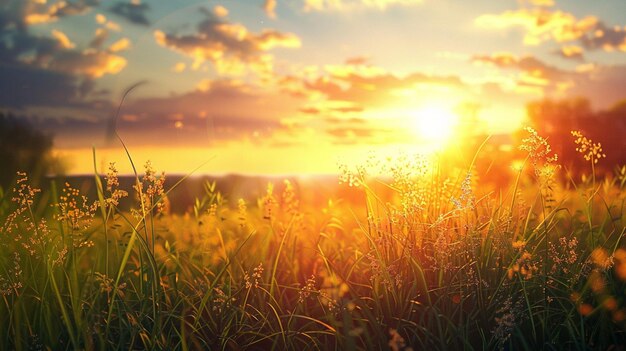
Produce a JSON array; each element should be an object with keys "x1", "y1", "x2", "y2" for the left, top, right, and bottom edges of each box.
[
  {"x1": 525, "y1": 97, "x2": 626, "y2": 177},
  {"x1": 0, "y1": 112, "x2": 60, "y2": 189}
]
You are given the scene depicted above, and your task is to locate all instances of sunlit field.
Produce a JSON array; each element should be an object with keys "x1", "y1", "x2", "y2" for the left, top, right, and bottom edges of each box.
[
  {"x1": 1, "y1": 127, "x2": 626, "y2": 350},
  {"x1": 2, "y1": 0, "x2": 626, "y2": 350}
]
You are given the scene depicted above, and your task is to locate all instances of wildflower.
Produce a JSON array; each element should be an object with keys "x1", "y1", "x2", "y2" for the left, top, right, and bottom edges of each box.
[
  {"x1": 94, "y1": 272, "x2": 127, "y2": 297},
  {"x1": 571, "y1": 130, "x2": 606, "y2": 164},
  {"x1": 281, "y1": 179, "x2": 299, "y2": 215},
  {"x1": 520, "y1": 127, "x2": 561, "y2": 206},
  {"x1": 104, "y1": 162, "x2": 128, "y2": 207},
  {"x1": 507, "y1": 250, "x2": 539, "y2": 280},
  {"x1": 237, "y1": 198, "x2": 247, "y2": 226},
  {"x1": 132, "y1": 161, "x2": 167, "y2": 218},
  {"x1": 212, "y1": 287, "x2": 235, "y2": 313},
  {"x1": 492, "y1": 297, "x2": 523, "y2": 350},
  {"x1": 51, "y1": 246, "x2": 68, "y2": 267},
  {"x1": 2, "y1": 172, "x2": 53, "y2": 256},
  {"x1": 245, "y1": 263, "x2": 264, "y2": 289},
  {"x1": 451, "y1": 172, "x2": 475, "y2": 210},
  {"x1": 252, "y1": 263, "x2": 263, "y2": 288},
  {"x1": 56, "y1": 182, "x2": 98, "y2": 231},
  {"x1": 512, "y1": 240, "x2": 525, "y2": 249},
  {"x1": 2, "y1": 172, "x2": 39, "y2": 237},
  {"x1": 590, "y1": 247, "x2": 613, "y2": 270},
  {"x1": 520, "y1": 127, "x2": 558, "y2": 166},
  {"x1": 259, "y1": 183, "x2": 277, "y2": 220},
  {"x1": 338, "y1": 162, "x2": 366, "y2": 188},
  {"x1": 299, "y1": 275, "x2": 317, "y2": 303},
  {"x1": 0, "y1": 252, "x2": 23, "y2": 296},
  {"x1": 549, "y1": 237, "x2": 582, "y2": 276}
]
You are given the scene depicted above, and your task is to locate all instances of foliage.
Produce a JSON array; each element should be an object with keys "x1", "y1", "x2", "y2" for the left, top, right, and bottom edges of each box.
[
  {"x1": 1, "y1": 129, "x2": 626, "y2": 350},
  {"x1": 0, "y1": 112, "x2": 62, "y2": 189}
]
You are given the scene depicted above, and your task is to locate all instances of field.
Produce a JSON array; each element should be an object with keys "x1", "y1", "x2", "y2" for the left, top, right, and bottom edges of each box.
[{"x1": 1, "y1": 128, "x2": 626, "y2": 350}]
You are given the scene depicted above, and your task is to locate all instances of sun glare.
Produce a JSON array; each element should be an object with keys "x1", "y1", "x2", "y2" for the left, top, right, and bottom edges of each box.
[{"x1": 411, "y1": 104, "x2": 458, "y2": 146}]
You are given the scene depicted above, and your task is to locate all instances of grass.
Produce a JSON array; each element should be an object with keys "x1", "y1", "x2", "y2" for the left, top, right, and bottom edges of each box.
[{"x1": 1, "y1": 128, "x2": 626, "y2": 350}]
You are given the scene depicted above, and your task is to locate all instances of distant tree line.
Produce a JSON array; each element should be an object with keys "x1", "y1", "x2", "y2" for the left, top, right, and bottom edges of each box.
[
  {"x1": 0, "y1": 112, "x2": 62, "y2": 189},
  {"x1": 523, "y1": 97, "x2": 626, "y2": 177}
]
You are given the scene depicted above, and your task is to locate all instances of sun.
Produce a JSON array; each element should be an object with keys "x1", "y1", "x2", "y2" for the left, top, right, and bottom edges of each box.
[{"x1": 411, "y1": 104, "x2": 458, "y2": 146}]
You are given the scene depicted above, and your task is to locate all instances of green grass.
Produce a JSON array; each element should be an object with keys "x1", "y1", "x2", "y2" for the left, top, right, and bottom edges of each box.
[{"x1": 1, "y1": 128, "x2": 626, "y2": 350}]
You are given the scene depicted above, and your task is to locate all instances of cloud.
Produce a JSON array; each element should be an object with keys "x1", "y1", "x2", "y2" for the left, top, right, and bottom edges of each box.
[
  {"x1": 554, "y1": 45, "x2": 584, "y2": 61},
  {"x1": 153, "y1": 7, "x2": 300, "y2": 76},
  {"x1": 95, "y1": 13, "x2": 121, "y2": 31},
  {"x1": 108, "y1": 37, "x2": 131, "y2": 52},
  {"x1": 107, "y1": 79, "x2": 305, "y2": 146},
  {"x1": 263, "y1": 0, "x2": 277, "y2": 19},
  {"x1": 109, "y1": 1, "x2": 150, "y2": 26},
  {"x1": 472, "y1": 53, "x2": 626, "y2": 109},
  {"x1": 0, "y1": 1, "x2": 129, "y2": 80},
  {"x1": 302, "y1": 64, "x2": 464, "y2": 105},
  {"x1": 475, "y1": 9, "x2": 597, "y2": 45},
  {"x1": 0, "y1": 29, "x2": 126, "y2": 80},
  {"x1": 0, "y1": 0, "x2": 130, "y2": 137},
  {"x1": 51, "y1": 29, "x2": 75, "y2": 49},
  {"x1": 304, "y1": 0, "x2": 423, "y2": 12},
  {"x1": 102, "y1": 74, "x2": 393, "y2": 147},
  {"x1": 47, "y1": 50, "x2": 126, "y2": 78},
  {"x1": 213, "y1": 5, "x2": 229, "y2": 18},
  {"x1": 578, "y1": 23, "x2": 626, "y2": 52},
  {"x1": 472, "y1": 53, "x2": 571, "y2": 89},
  {"x1": 475, "y1": 8, "x2": 626, "y2": 52},
  {"x1": 0, "y1": 63, "x2": 83, "y2": 108},
  {"x1": 23, "y1": 0, "x2": 100, "y2": 25}
]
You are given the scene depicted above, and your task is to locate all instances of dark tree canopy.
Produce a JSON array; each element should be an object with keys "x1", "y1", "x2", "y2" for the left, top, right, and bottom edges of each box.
[
  {"x1": 526, "y1": 97, "x2": 626, "y2": 176},
  {"x1": 0, "y1": 112, "x2": 59, "y2": 189}
]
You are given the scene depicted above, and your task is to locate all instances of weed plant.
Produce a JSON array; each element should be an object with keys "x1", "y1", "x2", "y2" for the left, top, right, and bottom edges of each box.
[{"x1": 0, "y1": 128, "x2": 625, "y2": 350}]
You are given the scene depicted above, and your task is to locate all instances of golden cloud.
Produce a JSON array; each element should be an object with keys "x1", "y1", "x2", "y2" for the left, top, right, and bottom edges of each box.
[
  {"x1": 213, "y1": 5, "x2": 229, "y2": 18},
  {"x1": 108, "y1": 38, "x2": 131, "y2": 52},
  {"x1": 264, "y1": 0, "x2": 277, "y2": 19},
  {"x1": 476, "y1": 8, "x2": 626, "y2": 52},
  {"x1": 51, "y1": 29, "x2": 75, "y2": 49},
  {"x1": 556, "y1": 45, "x2": 584, "y2": 60},
  {"x1": 48, "y1": 51, "x2": 127, "y2": 78},
  {"x1": 24, "y1": 0, "x2": 98, "y2": 25},
  {"x1": 153, "y1": 8, "x2": 301, "y2": 76},
  {"x1": 472, "y1": 52, "x2": 577, "y2": 96},
  {"x1": 285, "y1": 62, "x2": 466, "y2": 111},
  {"x1": 475, "y1": 9, "x2": 598, "y2": 45}
]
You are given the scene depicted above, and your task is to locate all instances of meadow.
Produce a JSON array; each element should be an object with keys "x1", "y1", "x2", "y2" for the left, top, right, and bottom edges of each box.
[{"x1": 1, "y1": 128, "x2": 626, "y2": 350}]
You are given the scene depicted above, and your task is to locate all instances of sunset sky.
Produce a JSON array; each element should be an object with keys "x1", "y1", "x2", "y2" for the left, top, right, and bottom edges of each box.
[{"x1": 2, "y1": 0, "x2": 626, "y2": 174}]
